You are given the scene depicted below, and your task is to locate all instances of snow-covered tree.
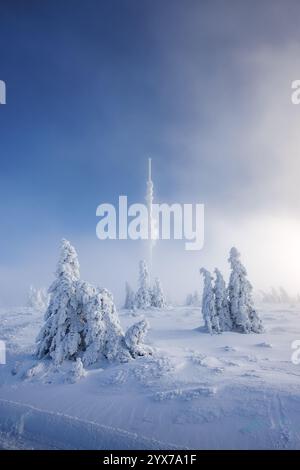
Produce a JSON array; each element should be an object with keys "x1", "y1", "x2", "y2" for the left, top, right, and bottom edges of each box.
[
  {"x1": 192, "y1": 290, "x2": 200, "y2": 306},
  {"x1": 40, "y1": 288, "x2": 50, "y2": 309},
  {"x1": 125, "y1": 319, "x2": 152, "y2": 357},
  {"x1": 76, "y1": 281, "x2": 106, "y2": 366},
  {"x1": 100, "y1": 288, "x2": 133, "y2": 362},
  {"x1": 257, "y1": 289, "x2": 272, "y2": 303},
  {"x1": 27, "y1": 286, "x2": 39, "y2": 310},
  {"x1": 271, "y1": 287, "x2": 281, "y2": 303},
  {"x1": 135, "y1": 260, "x2": 151, "y2": 309},
  {"x1": 200, "y1": 268, "x2": 221, "y2": 334},
  {"x1": 75, "y1": 283, "x2": 132, "y2": 365},
  {"x1": 279, "y1": 286, "x2": 290, "y2": 303},
  {"x1": 36, "y1": 239, "x2": 82, "y2": 363},
  {"x1": 151, "y1": 277, "x2": 166, "y2": 308},
  {"x1": 185, "y1": 293, "x2": 194, "y2": 306},
  {"x1": 124, "y1": 282, "x2": 136, "y2": 310},
  {"x1": 214, "y1": 268, "x2": 232, "y2": 332},
  {"x1": 228, "y1": 247, "x2": 264, "y2": 333},
  {"x1": 185, "y1": 291, "x2": 200, "y2": 307},
  {"x1": 27, "y1": 286, "x2": 49, "y2": 312},
  {"x1": 259, "y1": 286, "x2": 294, "y2": 304}
]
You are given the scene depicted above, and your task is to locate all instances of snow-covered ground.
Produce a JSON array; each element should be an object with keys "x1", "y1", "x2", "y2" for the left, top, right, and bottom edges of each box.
[{"x1": 0, "y1": 304, "x2": 300, "y2": 449}]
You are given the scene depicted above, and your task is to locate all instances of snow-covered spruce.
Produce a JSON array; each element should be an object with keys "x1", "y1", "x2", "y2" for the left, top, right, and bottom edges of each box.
[
  {"x1": 75, "y1": 281, "x2": 131, "y2": 366},
  {"x1": 100, "y1": 288, "x2": 133, "y2": 363},
  {"x1": 151, "y1": 277, "x2": 166, "y2": 308},
  {"x1": 36, "y1": 239, "x2": 82, "y2": 363},
  {"x1": 185, "y1": 291, "x2": 200, "y2": 307},
  {"x1": 258, "y1": 286, "x2": 294, "y2": 304},
  {"x1": 185, "y1": 293, "x2": 193, "y2": 306},
  {"x1": 214, "y1": 268, "x2": 232, "y2": 332},
  {"x1": 228, "y1": 247, "x2": 264, "y2": 333},
  {"x1": 135, "y1": 260, "x2": 151, "y2": 309},
  {"x1": 27, "y1": 286, "x2": 49, "y2": 312},
  {"x1": 125, "y1": 319, "x2": 153, "y2": 358},
  {"x1": 192, "y1": 291, "x2": 200, "y2": 306},
  {"x1": 36, "y1": 239, "x2": 151, "y2": 367},
  {"x1": 200, "y1": 268, "x2": 221, "y2": 334},
  {"x1": 124, "y1": 282, "x2": 136, "y2": 310},
  {"x1": 78, "y1": 285, "x2": 149, "y2": 364}
]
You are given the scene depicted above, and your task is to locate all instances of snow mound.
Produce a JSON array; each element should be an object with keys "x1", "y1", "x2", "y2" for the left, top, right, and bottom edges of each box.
[
  {"x1": 256, "y1": 342, "x2": 273, "y2": 348},
  {"x1": 132, "y1": 355, "x2": 175, "y2": 386},
  {"x1": 222, "y1": 345, "x2": 238, "y2": 352},
  {"x1": 190, "y1": 353, "x2": 223, "y2": 370},
  {"x1": 154, "y1": 386, "x2": 217, "y2": 401}
]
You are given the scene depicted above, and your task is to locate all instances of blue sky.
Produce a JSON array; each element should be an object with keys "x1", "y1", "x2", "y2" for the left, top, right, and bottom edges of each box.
[{"x1": 1, "y1": 1, "x2": 300, "y2": 305}]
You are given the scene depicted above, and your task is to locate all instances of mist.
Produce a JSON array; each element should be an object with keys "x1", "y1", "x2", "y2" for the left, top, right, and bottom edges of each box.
[{"x1": 1, "y1": 1, "x2": 300, "y2": 307}]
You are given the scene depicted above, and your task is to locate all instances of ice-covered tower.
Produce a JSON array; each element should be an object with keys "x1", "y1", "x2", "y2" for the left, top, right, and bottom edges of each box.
[{"x1": 146, "y1": 158, "x2": 154, "y2": 276}]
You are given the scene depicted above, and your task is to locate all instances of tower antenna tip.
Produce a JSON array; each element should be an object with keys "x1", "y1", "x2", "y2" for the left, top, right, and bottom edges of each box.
[{"x1": 148, "y1": 157, "x2": 152, "y2": 181}]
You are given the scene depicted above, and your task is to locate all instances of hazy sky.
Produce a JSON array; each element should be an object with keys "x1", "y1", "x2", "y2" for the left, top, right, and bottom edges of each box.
[{"x1": 1, "y1": 0, "x2": 300, "y2": 306}]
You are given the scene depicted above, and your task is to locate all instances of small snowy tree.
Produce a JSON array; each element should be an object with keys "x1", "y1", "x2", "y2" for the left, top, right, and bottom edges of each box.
[
  {"x1": 81, "y1": 286, "x2": 151, "y2": 363},
  {"x1": 40, "y1": 288, "x2": 50, "y2": 309},
  {"x1": 192, "y1": 290, "x2": 200, "y2": 306},
  {"x1": 151, "y1": 277, "x2": 166, "y2": 308},
  {"x1": 200, "y1": 268, "x2": 221, "y2": 334},
  {"x1": 27, "y1": 286, "x2": 37, "y2": 309},
  {"x1": 77, "y1": 283, "x2": 132, "y2": 365},
  {"x1": 214, "y1": 268, "x2": 232, "y2": 332},
  {"x1": 124, "y1": 282, "x2": 136, "y2": 310},
  {"x1": 68, "y1": 358, "x2": 86, "y2": 383},
  {"x1": 135, "y1": 260, "x2": 151, "y2": 309},
  {"x1": 228, "y1": 247, "x2": 264, "y2": 333},
  {"x1": 100, "y1": 288, "x2": 133, "y2": 362},
  {"x1": 27, "y1": 286, "x2": 49, "y2": 312},
  {"x1": 36, "y1": 239, "x2": 82, "y2": 363},
  {"x1": 125, "y1": 319, "x2": 152, "y2": 357},
  {"x1": 271, "y1": 287, "x2": 281, "y2": 303},
  {"x1": 185, "y1": 293, "x2": 194, "y2": 306},
  {"x1": 279, "y1": 286, "x2": 290, "y2": 303},
  {"x1": 185, "y1": 291, "x2": 200, "y2": 306}
]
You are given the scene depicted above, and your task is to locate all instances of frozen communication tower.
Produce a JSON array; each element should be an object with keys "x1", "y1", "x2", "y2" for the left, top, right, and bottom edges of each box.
[{"x1": 146, "y1": 158, "x2": 154, "y2": 276}]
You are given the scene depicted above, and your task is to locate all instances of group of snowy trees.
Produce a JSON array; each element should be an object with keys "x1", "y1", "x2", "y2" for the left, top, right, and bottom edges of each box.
[
  {"x1": 257, "y1": 286, "x2": 299, "y2": 304},
  {"x1": 200, "y1": 247, "x2": 264, "y2": 335},
  {"x1": 36, "y1": 239, "x2": 152, "y2": 367},
  {"x1": 124, "y1": 260, "x2": 166, "y2": 310}
]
